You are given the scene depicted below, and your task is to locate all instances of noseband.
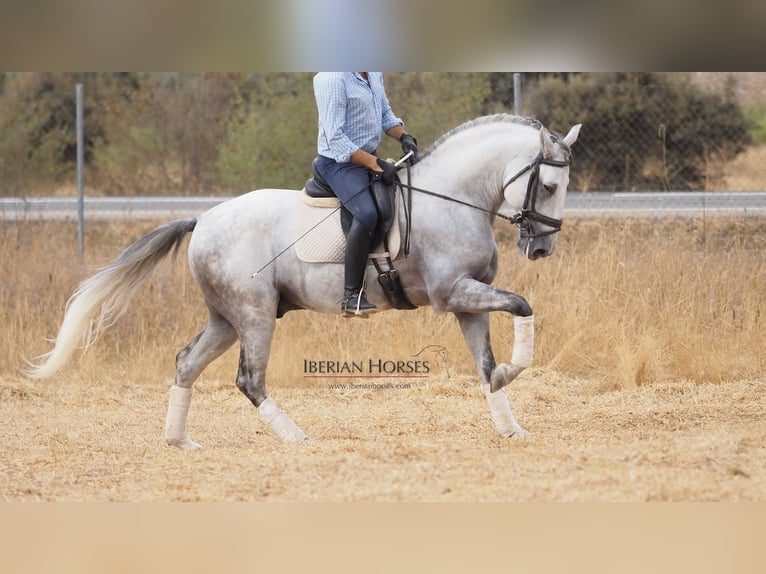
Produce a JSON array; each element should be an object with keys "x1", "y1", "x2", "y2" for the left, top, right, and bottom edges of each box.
[{"x1": 502, "y1": 153, "x2": 571, "y2": 238}]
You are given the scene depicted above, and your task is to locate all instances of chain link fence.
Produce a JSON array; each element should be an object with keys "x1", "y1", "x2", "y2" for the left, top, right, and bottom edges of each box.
[
  {"x1": 1, "y1": 72, "x2": 765, "y2": 198},
  {"x1": 511, "y1": 72, "x2": 766, "y2": 193}
]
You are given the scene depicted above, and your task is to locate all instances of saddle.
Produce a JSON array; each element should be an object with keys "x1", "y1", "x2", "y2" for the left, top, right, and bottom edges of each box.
[
  {"x1": 304, "y1": 158, "x2": 395, "y2": 249},
  {"x1": 298, "y1": 158, "x2": 416, "y2": 310}
]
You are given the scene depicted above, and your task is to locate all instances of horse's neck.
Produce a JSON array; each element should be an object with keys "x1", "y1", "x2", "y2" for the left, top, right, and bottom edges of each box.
[{"x1": 417, "y1": 125, "x2": 539, "y2": 213}]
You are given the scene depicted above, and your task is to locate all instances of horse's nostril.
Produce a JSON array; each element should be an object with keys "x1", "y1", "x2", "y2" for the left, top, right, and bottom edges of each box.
[{"x1": 529, "y1": 248, "x2": 550, "y2": 260}]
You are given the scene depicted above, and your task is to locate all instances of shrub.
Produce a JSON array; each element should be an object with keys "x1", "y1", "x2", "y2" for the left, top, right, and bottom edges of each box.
[{"x1": 518, "y1": 73, "x2": 752, "y2": 191}]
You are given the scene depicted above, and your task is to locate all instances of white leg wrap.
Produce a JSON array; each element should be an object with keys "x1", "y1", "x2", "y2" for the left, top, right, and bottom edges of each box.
[
  {"x1": 483, "y1": 383, "x2": 526, "y2": 438},
  {"x1": 258, "y1": 398, "x2": 308, "y2": 443},
  {"x1": 164, "y1": 385, "x2": 202, "y2": 450},
  {"x1": 511, "y1": 315, "x2": 535, "y2": 368}
]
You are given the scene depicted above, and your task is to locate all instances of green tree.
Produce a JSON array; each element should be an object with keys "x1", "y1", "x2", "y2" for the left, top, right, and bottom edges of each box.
[
  {"x1": 0, "y1": 72, "x2": 142, "y2": 195},
  {"x1": 517, "y1": 73, "x2": 751, "y2": 191},
  {"x1": 382, "y1": 72, "x2": 490, "y2": 158},
  {"x1": 484, "y1": 72, "x2": 571, "y2": 112},
  {"x1": 0, "y1": 73, "x2": 79, "y2": 194},
  {"x1": 93, "y1": 72, "x2": 247, "y2": 195},
  {"x1": 216, "y1": 72, "x2": 316, "y2": 192}
]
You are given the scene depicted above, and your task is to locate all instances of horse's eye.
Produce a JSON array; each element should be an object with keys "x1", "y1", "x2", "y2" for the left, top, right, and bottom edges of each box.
[{"x1": 543, "y1": 183, "x2": 558, "y2": 194}]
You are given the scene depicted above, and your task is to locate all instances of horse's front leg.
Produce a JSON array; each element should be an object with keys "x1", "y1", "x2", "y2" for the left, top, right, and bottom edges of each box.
[
  {"x1": 442, "y1": 276, "x2": 535, "y2": 436},
  {"x1": 455, "y1": 312, "x2": 527, "y2": 438},
  {"x1": 443, "y1": 276, "x2": 535, "y2": 392}
]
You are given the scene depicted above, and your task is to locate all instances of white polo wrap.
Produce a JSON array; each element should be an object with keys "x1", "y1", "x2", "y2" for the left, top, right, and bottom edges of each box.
[
  {"x1": 511, "y1": 315, "x2": 535, "y2": 368},
  {"x1": 164, "y1": 385, "x2": 202, "y2": 450},
  {"x1": 258, "y1": 398, "x2": 308, "y2": 443},
  {"x1": 483, "y1": 383, "x2": 524, "y2": 438}
]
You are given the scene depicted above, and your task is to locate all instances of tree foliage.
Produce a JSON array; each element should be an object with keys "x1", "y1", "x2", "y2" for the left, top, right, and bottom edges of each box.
[
  {"x1": 0, "y1": 72, "x2": 755, "y2": 196},
  {"x1": 519, "y1": 73, "x2": 752, "y2": 191}
]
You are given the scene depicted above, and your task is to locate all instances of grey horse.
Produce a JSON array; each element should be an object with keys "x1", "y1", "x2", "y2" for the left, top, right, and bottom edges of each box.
[{"x1": 27, "y1": 114, "x2": 581, "y2": 449}]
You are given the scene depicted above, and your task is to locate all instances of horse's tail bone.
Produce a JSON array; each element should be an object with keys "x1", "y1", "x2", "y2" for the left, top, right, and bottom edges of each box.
[{"x1": 25, "y1": 218, "x2": 198, "y2": 380}]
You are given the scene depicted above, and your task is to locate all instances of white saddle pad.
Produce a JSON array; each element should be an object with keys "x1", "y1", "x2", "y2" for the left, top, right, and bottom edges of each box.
[{"x1": 294, "y1": 189, "x2": 402, "y2": 264}]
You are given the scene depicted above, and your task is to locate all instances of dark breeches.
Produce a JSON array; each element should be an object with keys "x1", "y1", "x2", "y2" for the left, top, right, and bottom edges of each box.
[{"x1": 314, "y1": 155, "x2": 378, "y2": 233}]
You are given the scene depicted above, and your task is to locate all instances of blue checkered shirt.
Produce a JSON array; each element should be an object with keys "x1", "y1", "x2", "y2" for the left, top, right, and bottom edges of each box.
[{"x1": 314, "y1": 72, "x2": 404, "y2": 163}]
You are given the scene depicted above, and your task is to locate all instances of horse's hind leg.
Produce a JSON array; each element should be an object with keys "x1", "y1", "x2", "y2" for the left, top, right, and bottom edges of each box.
[
  {"x1": 236, "y1": 313, "x2": 308, "y2": 443},
  {"x1": 165, "y1": 309, "x2": 237, "y2": 450},
  {"x1": 455, "y1": 312, "x2": 527, "y2": 438}
]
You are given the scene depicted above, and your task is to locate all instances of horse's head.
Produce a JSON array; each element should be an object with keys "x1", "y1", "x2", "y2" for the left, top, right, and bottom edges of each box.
[{"x1": 503, "y1": 123, "x2": 581, "y2": 260}]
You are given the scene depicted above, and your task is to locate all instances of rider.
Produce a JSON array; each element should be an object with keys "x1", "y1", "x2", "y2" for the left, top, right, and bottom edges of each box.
[{"x1": 313, "y1": 72, "x2": 418, "y2": 317}]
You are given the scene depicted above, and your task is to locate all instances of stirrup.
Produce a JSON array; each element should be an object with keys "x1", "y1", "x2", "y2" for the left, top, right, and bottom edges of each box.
[{"x1": 341, "y1": 291, "x2": 377, "y2": 318}]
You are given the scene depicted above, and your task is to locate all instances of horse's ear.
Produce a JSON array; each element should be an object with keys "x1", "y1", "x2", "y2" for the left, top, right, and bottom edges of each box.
[
  {"x1": 562, "y1": 124, "x2": 582, "y2": 147},
  {"x1": 539, "y1": 128, "x2": 556, "y2": 158}
]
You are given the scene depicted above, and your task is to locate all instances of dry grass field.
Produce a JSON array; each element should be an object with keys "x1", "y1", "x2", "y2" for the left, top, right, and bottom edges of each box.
[{"x1": 1, "y1": 216, "x2": 765, "y2": 501}]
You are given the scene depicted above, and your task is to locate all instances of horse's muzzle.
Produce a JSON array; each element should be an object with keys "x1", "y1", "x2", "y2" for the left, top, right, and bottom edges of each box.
[{"x1": 518, "y1": 236, "x2": 554, "y2": 260}]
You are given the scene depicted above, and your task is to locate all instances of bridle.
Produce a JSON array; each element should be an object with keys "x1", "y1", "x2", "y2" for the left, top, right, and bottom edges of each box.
[
  {"x1": 501, "y1": 152, "x2": 571, "y2": 238},
  {"x1": 396, "y1": 151, "x2": 571, "y2": 255}
]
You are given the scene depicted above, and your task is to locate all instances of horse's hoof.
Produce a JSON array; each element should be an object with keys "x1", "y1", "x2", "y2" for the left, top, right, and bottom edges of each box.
[
  {"x1": 167, "y1": 437, "x2": 203, "y2": 451},
  {"x1": 504, "y1": 427, "x2": 528, "y2": 440},
  {"x1": 283, "y1": 434, "x2": 310, "y2": 444},
  {"x1": 490, "y1": 363, "x2": 525, "y2": 392}
]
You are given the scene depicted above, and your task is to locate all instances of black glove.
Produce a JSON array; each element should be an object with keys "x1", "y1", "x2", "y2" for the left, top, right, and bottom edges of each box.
[
  {"x1": 400, "y1": 133, "x2": 419, "y2": 163},
  {"x1": 375, "y1": 158, "x2": 397, "y2": 186}
]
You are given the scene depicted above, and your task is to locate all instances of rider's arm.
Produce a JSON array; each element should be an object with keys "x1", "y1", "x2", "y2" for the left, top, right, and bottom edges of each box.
[
  {"x1": 385, "y1": 125, "x2": 407, "y2": 142},
  {"x1": 350, "y1": 149, "x2": 382, "y2": 172}
]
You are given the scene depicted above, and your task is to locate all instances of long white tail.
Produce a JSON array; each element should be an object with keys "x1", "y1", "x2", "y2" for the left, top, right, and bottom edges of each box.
[{"x1": 26, "y1": 218, "x2": 198, "y2": 380}]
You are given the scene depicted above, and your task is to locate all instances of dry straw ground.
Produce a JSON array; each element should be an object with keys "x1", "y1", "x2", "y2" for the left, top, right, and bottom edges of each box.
[{"x1": 1, "y1": 216, "x2": 765, "y2": 501}]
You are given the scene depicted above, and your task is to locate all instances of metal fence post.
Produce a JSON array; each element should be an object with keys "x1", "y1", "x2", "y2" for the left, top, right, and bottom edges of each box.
[
  {"x1": 513, "y1": 73, "x2": 522, "y2": 116},
  {"x1": 76, "y1": 83, "x2": 84, "y2": 260}
]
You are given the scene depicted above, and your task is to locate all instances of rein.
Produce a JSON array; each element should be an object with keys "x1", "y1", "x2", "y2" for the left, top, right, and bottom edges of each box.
[{"x1": 397, "y1": 152, "x2": 571, "y2": 255}]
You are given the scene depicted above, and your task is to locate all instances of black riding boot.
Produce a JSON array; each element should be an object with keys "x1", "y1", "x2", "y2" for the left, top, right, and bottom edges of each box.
[{"x1": 342, "y1": 218, "x2": 377, "y2": 317}]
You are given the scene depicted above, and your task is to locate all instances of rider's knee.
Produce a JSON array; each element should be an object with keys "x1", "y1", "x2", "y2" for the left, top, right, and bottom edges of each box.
[{"x1": 355, "y1": 207, "x2": 378, "y2": 234}]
